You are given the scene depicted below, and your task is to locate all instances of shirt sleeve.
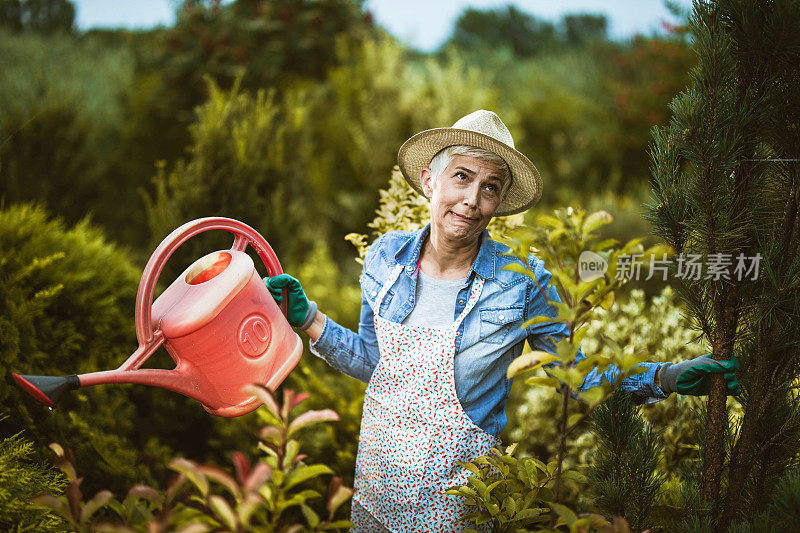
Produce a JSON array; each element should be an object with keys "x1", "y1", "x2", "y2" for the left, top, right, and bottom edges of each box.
[
  {"x1": 523, "y1": 254, "x2": 669, "y2": 404},
  {"x1": 307, "y1": 238, "x2": 383, "y2": 384}
]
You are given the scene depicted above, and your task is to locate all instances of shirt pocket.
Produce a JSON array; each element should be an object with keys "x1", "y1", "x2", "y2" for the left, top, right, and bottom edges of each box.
[
  {"x1": 479, "y1": 306, "x2": 524, "y2": 345},
  {"x1": 361, "y1": 272, "x2": 393, "y2": 316}
]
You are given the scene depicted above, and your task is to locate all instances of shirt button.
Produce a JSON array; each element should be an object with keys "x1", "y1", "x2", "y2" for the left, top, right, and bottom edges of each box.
[
  {"x1": 458, "y1": 299, "x2": 465, "y2": 305},
  {"x1": 406, "y1": 265, "x2": 414, "y2": 273},
  {"x1": 456, "y1": 331, "x2": 461, "y2": 336},
  {"x1": 372, "y1": 290, "x2": 378, "y2": 297},
  {"x1": 499, "y1": 314, "x2": 505, "y2": 320}
]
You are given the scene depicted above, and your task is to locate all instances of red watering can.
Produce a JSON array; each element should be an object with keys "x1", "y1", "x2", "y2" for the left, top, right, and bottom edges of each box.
[{"x1": 13, "y1": 217, "x2": 303, "y2": 417}]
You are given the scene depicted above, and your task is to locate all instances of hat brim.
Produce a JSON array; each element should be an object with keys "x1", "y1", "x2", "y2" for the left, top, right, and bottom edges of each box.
[{"x1": 397, "y1": 127, "x2": 542, "y2": 216}]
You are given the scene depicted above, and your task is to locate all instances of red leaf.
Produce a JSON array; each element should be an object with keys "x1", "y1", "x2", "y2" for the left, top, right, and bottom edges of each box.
[
  {"x1": 243, "y1": 462, "x2": 272, "y2": 492},
  {"x1": 66, "y1": 479, "x2": 83, "y2": 519},
  {"x1": 232, "y1": 452, "x2": 249, "y2": 484},
  {"x1": 242, "y1": 384, "x2": 281, "y2": 420},
  {"x1": 128, "y1": 484, "x2": 163, "y2": 505},
  {"x1": 290, "y1": 392, "x2": 311, "y2": 411},
  {"x1": 287, "y1": 409, "x2": 340, "y2": 437}
]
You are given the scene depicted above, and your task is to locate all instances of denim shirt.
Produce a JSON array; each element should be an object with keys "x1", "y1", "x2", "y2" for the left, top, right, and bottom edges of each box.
[{"x1": 309, "y1": 223, "x2": 669, "y2": 437}]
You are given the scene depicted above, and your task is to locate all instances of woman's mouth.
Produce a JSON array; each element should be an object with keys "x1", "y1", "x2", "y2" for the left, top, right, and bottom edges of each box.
[{"x1": 449, "y1": 211, "x2": 477, "y2": 222}]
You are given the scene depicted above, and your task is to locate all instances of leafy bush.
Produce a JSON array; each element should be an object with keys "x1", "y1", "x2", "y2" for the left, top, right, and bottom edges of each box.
[{"x1": 33, "y1": 386, "x2": 352, "y2": 532}]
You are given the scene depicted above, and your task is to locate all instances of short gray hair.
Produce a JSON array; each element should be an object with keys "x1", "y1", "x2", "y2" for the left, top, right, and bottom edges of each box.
[{"x1": 428, "y1": 145, "x2": 512, "y2": 201}]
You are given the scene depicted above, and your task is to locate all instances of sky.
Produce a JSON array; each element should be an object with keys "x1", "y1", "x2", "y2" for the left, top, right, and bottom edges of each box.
[{"x1": 72, "y1": 0, "x2": 693, "y2": 52}]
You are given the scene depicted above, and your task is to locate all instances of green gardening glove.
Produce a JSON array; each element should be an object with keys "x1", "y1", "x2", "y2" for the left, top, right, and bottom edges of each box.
[
  {"x1": 263, "y1": 274, "x2": 317, "y2": 329},
  {"x1": 659, "y1": 354, "x2": 741, "y2": 396}
]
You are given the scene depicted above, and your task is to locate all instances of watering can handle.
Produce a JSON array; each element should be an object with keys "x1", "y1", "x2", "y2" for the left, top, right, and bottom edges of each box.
[{"x1": 134, "y1": 217, "x2": 288, "y2": 347}]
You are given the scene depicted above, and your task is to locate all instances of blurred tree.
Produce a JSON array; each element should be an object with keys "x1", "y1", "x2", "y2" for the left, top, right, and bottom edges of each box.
[
  {"x1": 562, "y1": 14, "x2": 607, "y2": 47},
  {"x1": 447, "y1": 5, "x2": 557, "y2": 57},
  {"x1": 602, "y1": 34, "x2": 693, "y2": 189},
  {"x1": 160, "y1": 0, "x2": 374, "y2": 111},
  {"x1": 0, "y1": 0, "x2": 75, "y2": 34}
]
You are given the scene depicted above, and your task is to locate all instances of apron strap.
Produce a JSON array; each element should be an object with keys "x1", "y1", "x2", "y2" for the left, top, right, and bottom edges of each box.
[
  {"x1": 451, "y1": 276, "x2": 484, "y2": 330},
  {"x1": 375, "y1": 264, "x2": 405, "y2": 316}
]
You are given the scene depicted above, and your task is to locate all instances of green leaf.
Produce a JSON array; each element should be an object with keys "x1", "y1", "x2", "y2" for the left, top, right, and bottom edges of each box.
[
  {"x1": 301, "y1": 503, "x2": 320, "y2": 529},
  {"x1": 599, "y1": 290, "x2": 615, "y2": 310},
  {"x1": 463, "y1": 462, "x2": 482, "y2": 477},
  {"x1": 81, "y1": 490, "x2": 114, "y2": 523},
  {"x1": 594, "y1": 238, "x2": 619, "y2": 251},
  {"x1": 551, "y1": 502, "x2": 578, "y2": 527},
  {"x1": 30, "y1": 495, "x2": 72, "y2": 522},
  {"x1": 283, "y1": 464, "x2": 333, "y2": 490},
  {"x1": 521, "y1": 315, "x2": 558, "y2": 329},
  {"x1": 583, "y1": 210, "x2": 614, "y2": 235},
  {"x1": 502, "y1": 495, "x2": 517, "y2": 516},
  {"x1": 502, "y1": 262, "x2": 537, "y2": 279},
  {"x1": 326, "y1": 480, "x2": 352, "y2": 518},
  {"x1": 487, "y1": 479, "x2": 505, "y2": 496},
  {"x1": 283, "y1": 439, "x2": 300, "y2": 470},
  {"x1": 561, "y1": 470, "x2": 588, "y2": 484},
  {"x1": 323, "y1": 520, "x2": 355, "y2": 530},
  {"x1": 507, "y1": 352, "x2": 560, "y2": 378},
  {"x1": 579, "y1": 386, "x2": 606, "y2": 407},
  {"x1": 169, "y1": 458, "x2": 209, "y2": 497},
  {"x1": 524, "y1": 376, "x2": 561, "y2": 388},
  {"x1": 208, "y1": 495, "x2": 237, "y2": 530},
  {"x1": 567, "y1": 413, "x2": 583, "y2": 427},
  {"x1": 468, "y1": 477, "x2": 488, "y2": 498}
]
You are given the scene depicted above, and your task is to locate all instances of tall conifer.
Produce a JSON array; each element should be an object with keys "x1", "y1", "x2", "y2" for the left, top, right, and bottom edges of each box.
[{"x1": 645, "y1": 0, "x2": 800, "y2": 528}]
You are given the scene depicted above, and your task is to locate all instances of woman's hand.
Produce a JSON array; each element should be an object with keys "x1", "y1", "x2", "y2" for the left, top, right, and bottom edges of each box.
[
  {"x1": 658, "y1": 354, "x2": 741, "y2": 396},
  {"x1": 263, "y1": 274, "x2": 318, "y2": 330}
]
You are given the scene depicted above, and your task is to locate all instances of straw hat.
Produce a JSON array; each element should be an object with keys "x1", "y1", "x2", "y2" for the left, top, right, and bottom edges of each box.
[{"x1": 397, "y1": 109, "x2": 542, "y2": 216}]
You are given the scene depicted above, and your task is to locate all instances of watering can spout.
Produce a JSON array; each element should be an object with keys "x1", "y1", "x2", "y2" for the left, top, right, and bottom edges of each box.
[{"x1": 12, "y1": 373, "x2": 80, "y2": 408}]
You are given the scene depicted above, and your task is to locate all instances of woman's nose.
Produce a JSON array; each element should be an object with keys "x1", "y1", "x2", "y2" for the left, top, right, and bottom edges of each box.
[{"x1": 463, "y1": 184, "x2": 480, "y2": 207}]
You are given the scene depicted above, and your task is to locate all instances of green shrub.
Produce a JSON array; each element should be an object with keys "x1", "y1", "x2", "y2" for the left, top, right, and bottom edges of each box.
[
  {"x1": 0, "y1": 204, "x2": 172, "y2": 494},
  {"x1": 0, "y1": 421, "x2": 66, "y2": 532}
]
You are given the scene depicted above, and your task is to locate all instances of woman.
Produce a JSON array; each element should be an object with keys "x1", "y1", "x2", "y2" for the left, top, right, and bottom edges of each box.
[{"x1": 265, "y1": 110, "x2": 740, "y2": 532}]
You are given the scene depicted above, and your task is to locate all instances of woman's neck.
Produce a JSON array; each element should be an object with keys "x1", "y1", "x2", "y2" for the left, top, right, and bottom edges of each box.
[{"x1": 419, "y1": 225, "x2": 481, "y2": 280}]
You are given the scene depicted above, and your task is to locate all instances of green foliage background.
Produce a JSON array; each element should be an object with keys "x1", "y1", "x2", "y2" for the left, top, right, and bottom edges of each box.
[{"x1": 5, "y1": 0, "x2": 777, "y2": 531}]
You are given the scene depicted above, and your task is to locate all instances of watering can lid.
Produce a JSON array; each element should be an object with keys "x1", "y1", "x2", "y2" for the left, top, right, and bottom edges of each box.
[{"x1": 152, "y1": 250, "x2": 255, "y2": 338}]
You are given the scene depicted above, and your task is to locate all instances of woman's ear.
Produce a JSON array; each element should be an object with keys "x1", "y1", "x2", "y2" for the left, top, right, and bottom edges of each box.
[{"x1": 420, "y1": 167, "x2": 434, "y2": 199}]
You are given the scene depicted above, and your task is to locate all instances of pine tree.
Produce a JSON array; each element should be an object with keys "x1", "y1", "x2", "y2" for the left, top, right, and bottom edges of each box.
[
  {"x1": 0, "y1": 417, "x2": 66, "y2": 532},
  {"x1": 645, "y1": 0, "x2": 800, "y2": 529},
  {"x1": 587, "y1": 391, "x2": 665, "y2": 532}
]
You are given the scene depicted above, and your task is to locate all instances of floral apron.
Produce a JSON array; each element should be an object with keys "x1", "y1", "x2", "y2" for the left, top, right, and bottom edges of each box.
[{"x1": 351, "y1": 264, "x2": 501, "y2": 533}]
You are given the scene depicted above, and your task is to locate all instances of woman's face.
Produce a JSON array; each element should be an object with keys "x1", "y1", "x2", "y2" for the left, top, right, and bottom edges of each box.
[{"x1": 421, "y1": 154, "x2": 505, "y2": 244}]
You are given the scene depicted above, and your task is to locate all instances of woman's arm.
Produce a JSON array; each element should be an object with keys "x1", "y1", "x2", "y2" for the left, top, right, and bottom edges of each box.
[
  {"x1": 305, "y1": 290, "x2": 381, "y2": 384},
  {"x1": 523, "y1": 253, "x2": 669, "y2": 403},
  {"x1": 302, "y1": 309, "x2": 327, "y2": 342}
]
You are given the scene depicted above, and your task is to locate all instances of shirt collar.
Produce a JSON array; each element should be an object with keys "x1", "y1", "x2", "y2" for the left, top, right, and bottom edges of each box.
[{"x1": 394, "y1": 222, "x2": 497, "y2": 280}]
